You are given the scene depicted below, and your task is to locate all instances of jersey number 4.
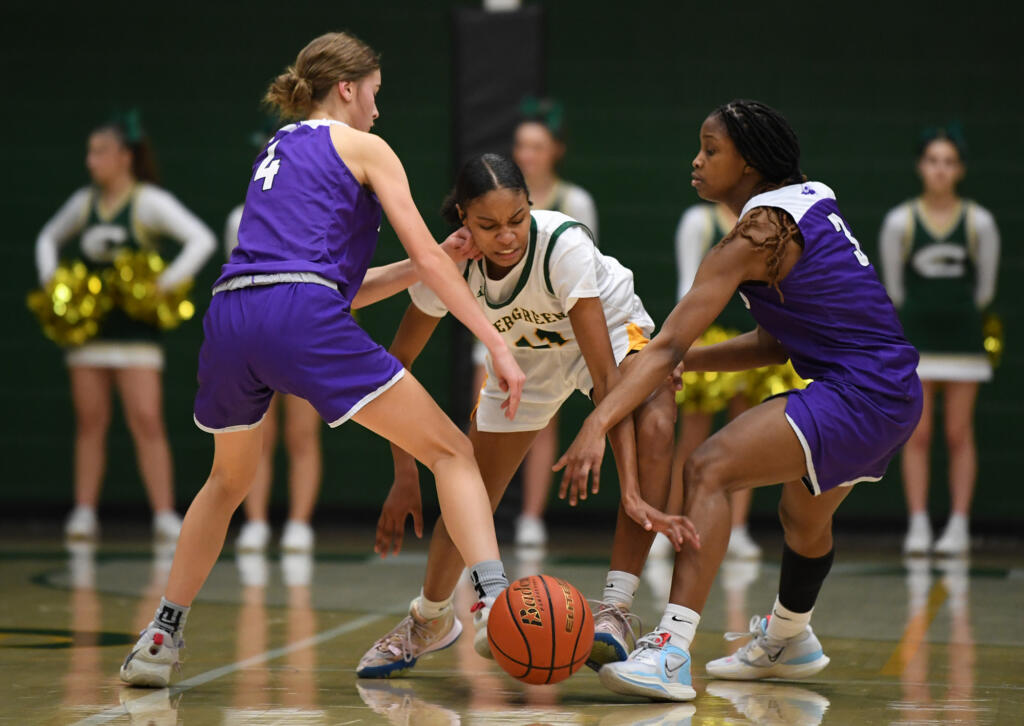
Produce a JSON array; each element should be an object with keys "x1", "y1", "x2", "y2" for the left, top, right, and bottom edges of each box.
[
  {"x1": 828, "y1": 213, "x2": 869, "y2": 266},
  {"x1": 254, "y1": 140, "x2": 281, "y2": 191}
]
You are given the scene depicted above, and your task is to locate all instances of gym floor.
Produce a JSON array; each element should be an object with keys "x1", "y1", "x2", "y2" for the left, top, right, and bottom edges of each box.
[{"x1": 1, "y1": 525, "x2": 1021, "y2": 725}]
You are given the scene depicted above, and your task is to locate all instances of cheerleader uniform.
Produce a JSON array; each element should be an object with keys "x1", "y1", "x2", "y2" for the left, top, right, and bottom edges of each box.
[{"x1": 35, "y1": 184, "x2": 215, "y2": 368}]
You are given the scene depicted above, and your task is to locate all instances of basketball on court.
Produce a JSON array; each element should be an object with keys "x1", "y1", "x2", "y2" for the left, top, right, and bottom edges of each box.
[{"x1": 487, "y1": 574, "x2": 594, "y2": 685}]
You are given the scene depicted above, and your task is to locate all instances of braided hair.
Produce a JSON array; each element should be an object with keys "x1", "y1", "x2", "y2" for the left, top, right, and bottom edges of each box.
[
  {"x1": 714, "y1": 100, "x2": 804, "y2": 294},
  {"x1": 714, "y1": 99, "x2": 804, "y2": 189}
]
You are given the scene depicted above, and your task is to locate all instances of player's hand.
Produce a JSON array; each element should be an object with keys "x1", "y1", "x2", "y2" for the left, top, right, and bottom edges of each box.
[
  {"x1": 374, "y1": 470, "x2": 423, "y2": 558},
  {"x1": 669, "y1": 361, "x2": 685, "y2": 391},
  {"x1": 553, "y1": 418, "x2": 605, "y2": 506},
  {"x1": 491, "y1": 346, "x2": 525, "y2": 420},
  {"x1": 440, "y1": 226, "x2": 481, "y2": 263},
  {"x1": 623, "y1": 496, "x2": 701, "y2": 552}
]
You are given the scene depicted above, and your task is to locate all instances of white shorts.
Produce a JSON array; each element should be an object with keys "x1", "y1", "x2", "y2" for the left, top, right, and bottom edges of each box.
[{"x1": 473, "y1": 321, "x2": 651, "y2": 433}]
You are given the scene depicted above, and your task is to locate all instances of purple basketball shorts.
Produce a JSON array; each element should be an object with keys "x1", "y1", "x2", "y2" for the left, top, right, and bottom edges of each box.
[
  {"x1": 193, "y1": 283, "x2": 405, "y2": 433},
  {"x1": 783, "y1": 378, "x2": 923, "y2": 495}
]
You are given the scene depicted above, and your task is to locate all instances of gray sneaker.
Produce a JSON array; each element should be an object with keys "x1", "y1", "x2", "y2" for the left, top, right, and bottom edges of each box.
[
  {"x1": 587, "y1": 601, "x2": 642, "y2": 671},
  {"x1": 357, "y1": 598, "x2": 463, "y2": 678},
  {"x1": 705, "y1": 615, "x2": 830, "y2": 680}
]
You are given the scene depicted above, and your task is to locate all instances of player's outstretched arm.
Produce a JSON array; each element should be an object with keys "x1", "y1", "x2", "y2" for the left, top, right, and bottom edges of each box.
[
  {"x1": 355, "y1": 133, "x2": 524, "y2": 418},
  {"x1": 568, "y1": 297, "x2": 697, "y2": 550},
  {"x1": 556, "y1": 212, "x2": 784, "y2": 493},
  {"x1": 675, "y1": 325, "x2": 787, "y2": 376},
  {"x1": 375, "y1": 304, "x2": 443, "y2": 557},
  {"x1": 352, "y1": 227, "x2": 479, "y2": 310}
]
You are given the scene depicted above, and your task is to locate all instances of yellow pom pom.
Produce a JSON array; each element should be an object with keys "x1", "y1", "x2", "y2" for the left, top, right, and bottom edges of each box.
[
  {"x1": 26, "y1": 261, "x2": 114, "y2": 347},
  {"x1": 110, "y1": 250, "x2": 196, "y2": 330}
]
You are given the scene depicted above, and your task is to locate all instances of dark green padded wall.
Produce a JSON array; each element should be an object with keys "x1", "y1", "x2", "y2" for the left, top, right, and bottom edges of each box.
[{"x1": 3, "y1": 1, "x2": 1021, "y2": 524}]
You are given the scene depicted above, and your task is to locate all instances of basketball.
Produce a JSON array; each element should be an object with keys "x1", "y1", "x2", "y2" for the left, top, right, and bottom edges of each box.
[{"x1": 486, "y1": 574, "x2": 594, "y2": 685}]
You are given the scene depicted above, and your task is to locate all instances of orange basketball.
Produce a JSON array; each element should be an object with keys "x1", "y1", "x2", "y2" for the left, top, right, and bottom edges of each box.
[{"x1": 487, "y1": 574, "x2": 594, "y2": 685}]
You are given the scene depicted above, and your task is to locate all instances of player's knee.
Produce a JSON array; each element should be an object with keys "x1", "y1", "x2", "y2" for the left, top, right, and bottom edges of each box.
[
  {"x1": 638, "y1": 400, "x2": 677, "y2": 457},
  {"x1": 682, "y1": 444, "x2": 729, "y2": 496},
  {"x1": 779, "y1": 501, "x2": 831, "y2": 548},
  {"x1": 205, "y1": 467, "x2": 251, "y2": 505},
  {"x1": 422, "y1": 431, "x2": 475, "y2": 472}
]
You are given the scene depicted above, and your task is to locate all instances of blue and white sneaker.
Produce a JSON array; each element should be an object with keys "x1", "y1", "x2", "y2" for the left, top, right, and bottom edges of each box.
[
  {"x1": 706, "y1": 615, "x2": 830, "y2": 680},
  {"x1": 599, "y1": 630, "x2": 696, "y2": 701},
  {"x1": 587, "y1": 601, "x2": 642, "y2": 671}
]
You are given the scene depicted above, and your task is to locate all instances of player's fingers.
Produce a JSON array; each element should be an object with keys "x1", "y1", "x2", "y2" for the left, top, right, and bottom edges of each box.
[
  {"x1": 375, "y1": 518, "x2": 390, "y2": 557},
  {"x1": 391, "y1": 528, "x2": 404, "y2": 556},
  {"x1": 412, "y1": 508, "x2": 423, "y2": 538},
  {"x1": 591, "y1": 466, "x2": 600, "y2": 496}
]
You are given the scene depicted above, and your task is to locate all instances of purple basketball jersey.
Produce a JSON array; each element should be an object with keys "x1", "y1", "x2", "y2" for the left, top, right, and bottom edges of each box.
[
  {"x1": 737, "y1": 182, "x2": 919, "y2": 402},
  {"x1": 215, "y1": 120, "x2": 382, "y2": 305}
]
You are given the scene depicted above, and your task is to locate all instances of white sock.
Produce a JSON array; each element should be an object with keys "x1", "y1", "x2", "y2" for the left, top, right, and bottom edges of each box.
[
  {"x1": 765, "y1": 596, "x2": 812, "y2": 640},
  {"x1": 658, "y1": 604, "x2": 700, "y2": 650},
  {"x1": 416, "y1": 589, "x2": 453, "y2": 620},
  {"x1": 603, "y1": 570, "x2": 640, "y2": 609}
]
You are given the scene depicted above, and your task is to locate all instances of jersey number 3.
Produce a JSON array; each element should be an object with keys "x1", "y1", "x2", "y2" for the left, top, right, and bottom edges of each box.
[
  {"x1": 828, "y1": 213, "x2": 869, "y2": 267},
  {"x1": 254, "y1": 140, "x2": 281, "y2": 191}
]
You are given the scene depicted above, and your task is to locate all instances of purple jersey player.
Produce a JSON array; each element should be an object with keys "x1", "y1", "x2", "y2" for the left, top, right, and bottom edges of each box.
[
  {"x1": 119, "y1": 31, "x2": 525, "y2": 688},
  {"x1": 554, "y1": 100, "x2": 923, "y2": 702}
]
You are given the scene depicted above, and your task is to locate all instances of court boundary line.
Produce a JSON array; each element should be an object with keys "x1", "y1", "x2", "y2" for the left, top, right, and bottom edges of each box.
[{"x1": 69, "y1": 612, "x2": 384, "y2": 726}]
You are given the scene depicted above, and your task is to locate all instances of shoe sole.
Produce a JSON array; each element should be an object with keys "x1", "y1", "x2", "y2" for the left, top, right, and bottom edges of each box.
[
  {"x1": 586, "y1": 632, "x2": 629, "y2": 672},
  {"x1": 706, "y1": 653, "x2": 830, "y2": 681},
  {"x1": 356, "y1": 617, "x2": 464, "y2": 679},
  {"x1": 120, "y1": 661, "x2": 173, "y2": 688},
  {"x1": 598, "y1": 665, "x2": 696, "y2": 701}
]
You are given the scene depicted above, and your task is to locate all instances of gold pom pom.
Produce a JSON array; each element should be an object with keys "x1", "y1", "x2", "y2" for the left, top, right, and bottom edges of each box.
[
  {"x1": 110, "y1": 250, "x2": 195, "y2": 330},
  {"x1": 982, "y1": 312, "x2": 1003, "y2": 369},
  {"x1": 26, "y1": 261, "x2": 114, "y2": 346}
]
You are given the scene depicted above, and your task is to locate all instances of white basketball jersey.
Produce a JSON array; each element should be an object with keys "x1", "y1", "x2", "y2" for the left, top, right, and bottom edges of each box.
[{"x1": 410, "y1": 210, "x2": 653, "y2": 407}]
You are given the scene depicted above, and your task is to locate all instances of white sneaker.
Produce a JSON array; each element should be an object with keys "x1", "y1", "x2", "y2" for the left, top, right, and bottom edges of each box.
[
  {"x1": 726, "y1": 526, "x2": 762, "y2": 559},
  {"x1": 933, "y1": 516, "x2": 969, "y2": 557},
  {"x1": 903, "y1": 514, "x2": 932, "y2": 556},
  {"x1": 235, "y1": 520, "x2": 271, "y2": 552},
  {"x1": 152, "y1": 511, "x2": 182, "y2": 542},
  {"x1": 65, "y1": 506, "x2": 98, "y2": 541},
  {"x1": 280, "y1": 520, "x2": 314, "y2": 553},
  {"x1": 471, "y1": 597, "x2": 496, "y2": 659},
  {"x1": 515, "y1": 515, "x2": 547, "y2": 548},
  {"x1": 120, "y1": 625, "x2": 184, "y2": 687},
  {"x1": 706, "y1": 615, "x2": 829, "y2": 680},
  {"x1": 649, "y1": 532, "x2": 674, "y2": 559}
]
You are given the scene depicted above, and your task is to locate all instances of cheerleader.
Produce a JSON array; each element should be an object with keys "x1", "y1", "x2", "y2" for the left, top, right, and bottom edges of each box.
[
  {"x1": 35, "y1": 113, "x2": 215, "y2": 542},
  {"x1": 879, "y1": 127, "x2": 1000, "y2": 556}
]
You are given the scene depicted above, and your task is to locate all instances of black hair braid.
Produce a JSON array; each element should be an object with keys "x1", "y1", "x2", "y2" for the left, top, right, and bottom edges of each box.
[
  {"x1": 440, "y1": 153, "x2": 531, "y2": 226},
  {"x1": 715, "y1": 100, "x2": 804, "y2": 188}
]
